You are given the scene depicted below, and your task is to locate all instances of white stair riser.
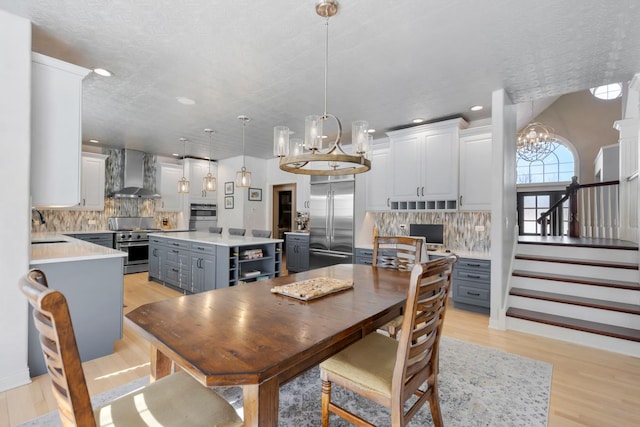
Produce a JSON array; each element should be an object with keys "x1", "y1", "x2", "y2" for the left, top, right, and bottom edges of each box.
[
  {"x1": 510, "y1": 276, "x2": 640, "y2": 305},
  {"x1": 505, "y1": 317, "x2": 640, "y2": 358},
  {"x1": 508, "y1": 295, "x2": 640, "y2": 329},
  {"x1": 513, "y1": 259, "x2": 639, "y2": 282},
  {"x1": 516, "y1": 244, "x2": 639, "y2": 264}
]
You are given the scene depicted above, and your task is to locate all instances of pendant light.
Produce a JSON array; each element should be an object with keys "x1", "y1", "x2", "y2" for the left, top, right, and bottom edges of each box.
[
  {"x1": 516, "y1": 102, "x2": 557, "y2": 162},
  {"x1": 274, "y1": 0, "x2": 371, "y2": 175},
  {"x1": 177, "y1": 137, "x2": 190, "y2": 193},
  {"x1": 235, "y1": 115, "x2": 252, "y2": 188},
  {"x1": 202, "y1": 128, "x2": 217, "y2": 194}
]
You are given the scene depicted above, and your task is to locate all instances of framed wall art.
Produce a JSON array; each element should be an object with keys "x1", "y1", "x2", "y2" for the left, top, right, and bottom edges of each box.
[
  {"x1": 225, "y1": 196, "x2": 234, "y2": 209},
  {"x1": 248, "y1": 187, "x2": 262, "y2": 201},
  {"x1": 224, "y1": 181, "x2": 234, "y2": 195}
]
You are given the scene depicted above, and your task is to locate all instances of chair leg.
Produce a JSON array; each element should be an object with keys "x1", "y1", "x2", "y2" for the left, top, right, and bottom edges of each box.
[
  {"x1": 427, "y1": 382, "x2": 444, "y2": 427},
  {"x1": 388, "y1": 325, "x2": 398, "y2": 339},
  {"x1": 321, "y1": 378, "x2": 332, "y2": 427}
]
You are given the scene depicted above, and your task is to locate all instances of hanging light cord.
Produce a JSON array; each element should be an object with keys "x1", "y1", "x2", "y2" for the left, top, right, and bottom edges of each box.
[
  {"x1": 242, "y1": 120, "x2": 246, "y2": 169},
  {"x1": 323, "y1": 15, "x2": 330, "y2": 118}
]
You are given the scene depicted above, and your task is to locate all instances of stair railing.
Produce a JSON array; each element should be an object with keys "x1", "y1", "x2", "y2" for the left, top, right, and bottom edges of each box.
[{"x1": 537, "y1": 176, "x2": 620, "y2": 238}]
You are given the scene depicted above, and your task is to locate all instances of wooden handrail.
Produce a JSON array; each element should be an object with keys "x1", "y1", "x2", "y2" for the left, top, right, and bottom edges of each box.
[{"x1": 536, "y1": 177, "x2": 620, "y2": 238}]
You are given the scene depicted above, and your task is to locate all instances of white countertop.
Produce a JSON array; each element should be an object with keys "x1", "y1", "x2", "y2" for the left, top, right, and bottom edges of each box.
[
  {"x1": 149, "y1": 231, "x2": 284, "y2": 247},
  {"x1": 31, "y1": 233, "x2": 126, "y2": 265},
  {"x1": 356, "y1": 244, "x2": 490, "y2": 261},
  {"x1": 284, "y1": 231, "x2": 310, "y2": 236}
]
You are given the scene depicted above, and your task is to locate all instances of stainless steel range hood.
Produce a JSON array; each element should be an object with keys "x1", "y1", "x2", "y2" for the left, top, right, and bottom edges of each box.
[{"x1": 109, "y1": 149, "x2": 161, "y2": 198}]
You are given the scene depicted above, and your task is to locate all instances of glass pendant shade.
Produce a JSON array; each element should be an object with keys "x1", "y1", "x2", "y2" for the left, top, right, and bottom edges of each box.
[
  {"x1": 177, "y1": 176, "x2": 190, "y2": 193},
  {"x1": 202, "y1": 173, "x2": 216, "y2": 192},
  {"x1": 273, "y1": 126, "x2": 290, "y2": 157},
  {"x1": 305, "y1": 115, "x2": 323, "y2": 150},
  {"x1": 235, "y1": 167, "x2": 251, "y2": 188},
  {"x1": 352, "y1": 120, "x2": 369, "y2": 155}
]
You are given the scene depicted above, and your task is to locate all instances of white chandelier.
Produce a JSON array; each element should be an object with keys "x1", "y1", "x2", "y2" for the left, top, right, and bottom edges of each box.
[{"x1": 274, "y1": 0, "x2": 371, "y2": 175}]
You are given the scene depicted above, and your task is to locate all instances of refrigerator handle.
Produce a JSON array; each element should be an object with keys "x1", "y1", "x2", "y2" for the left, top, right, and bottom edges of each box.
[
  {"x1": 330, "y1": 190, "x2": 335, "y2": 239},
  {"x1": 325, "y1": 188, "x2": 331, "y2": 240}
]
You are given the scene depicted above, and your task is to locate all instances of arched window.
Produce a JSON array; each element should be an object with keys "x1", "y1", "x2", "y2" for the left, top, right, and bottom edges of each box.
[
  {"x1": 516, "y1": 141, "x2": 575, "y2": 184},
  {"x1": 516, "y1": 138, "x2": 577, "y2": 235}
]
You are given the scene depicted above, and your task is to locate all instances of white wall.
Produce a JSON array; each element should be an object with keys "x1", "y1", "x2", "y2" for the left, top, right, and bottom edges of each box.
[
  {"x1": 490, "y1": 88, "x2": 518, "y2": 330},
  {"x1": 217, "y1": 155, "x2": 268, "y2": 234},
  {"x1": 0, "y1": 10, "x2": 32, "y2": 391}
]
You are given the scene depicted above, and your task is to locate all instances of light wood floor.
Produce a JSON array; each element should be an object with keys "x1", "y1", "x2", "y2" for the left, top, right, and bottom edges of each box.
[{"x1": 2, "y1": 272, "x2": 639, "y2": 426}]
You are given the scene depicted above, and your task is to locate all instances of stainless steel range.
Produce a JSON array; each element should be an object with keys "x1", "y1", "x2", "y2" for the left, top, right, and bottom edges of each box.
[{"x1": 108, "y1": 217, "x2": 159, "y2": 274}]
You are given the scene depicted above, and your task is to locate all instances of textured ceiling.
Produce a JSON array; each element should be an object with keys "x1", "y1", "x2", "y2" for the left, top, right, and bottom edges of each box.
[{"x1": 2, "y1": 0, "x2": 640, "y2": 160}]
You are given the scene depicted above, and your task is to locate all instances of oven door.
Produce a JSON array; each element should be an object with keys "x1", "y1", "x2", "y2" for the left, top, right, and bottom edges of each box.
[{"x1": 117, "y1": 241, "x2": 149, "y2": 272}]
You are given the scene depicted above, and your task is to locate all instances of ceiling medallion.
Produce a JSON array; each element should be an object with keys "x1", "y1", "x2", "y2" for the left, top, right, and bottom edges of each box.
[{"x1": 273, "y1": 0, "x2": 371, "y2": 176}]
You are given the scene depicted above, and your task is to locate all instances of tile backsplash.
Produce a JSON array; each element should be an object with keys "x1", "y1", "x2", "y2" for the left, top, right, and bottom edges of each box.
[{"x1": 373, "y1": 211, "x2": 490, "y2": 252}]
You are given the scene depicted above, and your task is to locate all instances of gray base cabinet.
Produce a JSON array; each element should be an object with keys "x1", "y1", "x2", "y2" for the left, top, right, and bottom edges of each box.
[
  {"x1": 286, "y1": 234, "x2": 309, "y2": 272},
  {"x1": 451, "y1": 257, "x2": 491, "y2": 314}
]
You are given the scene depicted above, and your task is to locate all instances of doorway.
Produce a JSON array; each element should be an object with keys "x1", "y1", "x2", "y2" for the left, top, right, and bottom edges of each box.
[{"x1": 272, "y1": 184, "x2": 296, "y2": 241}]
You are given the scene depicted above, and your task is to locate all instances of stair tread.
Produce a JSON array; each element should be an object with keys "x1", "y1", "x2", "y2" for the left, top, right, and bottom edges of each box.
[
  {"x1": 517, "y1": 236, "x2": 639, "y2": 250},
  {"x1": 512, "y1": 269, "x2": 640, "y2": 290},
  {"x1": 510, "y1": 287, "x2": 640, "y2": 315},
  {"x1": 506, "y1": 308, "x2": 640, "y2": 342},
  {"x1": 514, "y1": 254, "x2": 638, "y2": 270}
]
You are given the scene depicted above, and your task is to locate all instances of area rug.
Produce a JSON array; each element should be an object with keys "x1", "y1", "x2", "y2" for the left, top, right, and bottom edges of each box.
[{"x1": 19, "y1": 336, "x2": 552, "y2": 426}]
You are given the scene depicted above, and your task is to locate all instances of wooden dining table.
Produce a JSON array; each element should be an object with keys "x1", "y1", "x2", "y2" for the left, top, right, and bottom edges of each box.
[{"x1": 125, "y1": 264, "x2": 411, "y2": 426}]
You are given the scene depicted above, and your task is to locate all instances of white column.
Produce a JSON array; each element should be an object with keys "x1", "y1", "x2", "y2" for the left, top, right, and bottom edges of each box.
[{"x1": 0, "y1": 10, "x2": 32, "y2": 391}]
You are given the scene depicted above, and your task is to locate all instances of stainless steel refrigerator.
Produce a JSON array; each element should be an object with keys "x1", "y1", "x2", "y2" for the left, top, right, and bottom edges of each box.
[{"x1": 309, "y1": 175, "x2": 354, "y2": 269}]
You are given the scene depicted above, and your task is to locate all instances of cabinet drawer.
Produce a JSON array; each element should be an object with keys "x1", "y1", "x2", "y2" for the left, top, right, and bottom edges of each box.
[
  {"x1": 165, "y1": 266, "x2": 191, "y2": 289},
  {"x1": 456, "y1": 258, "x2": 490, "y2": 271},
  {"x1": 150, "y1": 237, "x2": 168, "y2": 245},
  {"x1": 287, "y1": 234, "x2": 309, "y2": 244},
  {"x1": 191, "y1": 242, "x2": 215, "y2": 255},
  {"x1": 355, "y1": 248, "x2": 373, "y2": 258},
  {"x1": 166, "y1": 249, "x2": 190, "y2": 265},
  {"x1": 454, "y1": 281, "x2": 490, "y2": 307},
  {"x1": 356, "y1": 256, "x2": 373, "y2": 265},
  {"x1": 454, "y1": 268, "x2": 490, "y2": 284},
  {"x1": 166, "y1": 239, "x2": 190, "y2": 250}
]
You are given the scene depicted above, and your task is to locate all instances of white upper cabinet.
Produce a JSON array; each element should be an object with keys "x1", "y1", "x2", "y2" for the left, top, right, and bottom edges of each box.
[
  {"x1": 296, "y1": 174, "x2": 310, "y2": 212},
  {"x1": 459, "y1": 126, "x2": 492, "y2": 211},
  {"x1": 30, "y1": 53, "x2": 90, "y2": 207},
  {"x1": 69, "y1": 153, "x2": 107, "y2": 210},
  {"x1": 156, "y1": 163, "x2": 183, "y2": 212},
  {"x1": 365, "y1": 142, "x2": 391, "y2": 211},
  {"x1": 387, "y1": 118, "x2": 467, "y2": 210},
  {"x1": 185, "y1": 158, "x2": 218, "y2": 204}
]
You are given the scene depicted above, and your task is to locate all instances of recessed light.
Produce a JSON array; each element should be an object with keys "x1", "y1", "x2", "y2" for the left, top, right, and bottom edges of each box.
[
  {"x1": 93, "y1": 68, "x2": 112, "y2": 77},
  {"x1": 412, "y1": 118, "x2": 425, "y2": 124},
  {"x1": 321, "y1": 135, "x2": 328, "y2": 139},
  {"x1": 172, "y1": 153, "x2": 180, "y2": 157},
  {"x1": 89, "y1": 139, "x2": 99, "y2": 143},
  {"x1": 176, "y1": 96, "x2": 196, "y2": 105},
  {"x1": 470, "y1": 105, "x2": 483, "y2": 111},
  {"x1": 367, "y1": 129, "x2": 375, "y2": 133}
]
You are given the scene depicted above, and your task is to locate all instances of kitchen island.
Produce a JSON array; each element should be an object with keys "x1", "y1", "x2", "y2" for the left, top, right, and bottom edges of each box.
[
  {"x1": 29, "y1": 233, "x2": 126, "y2": 377},
  {"x1": 148, "y1": 231, "x2": 283, "y2": 293}
]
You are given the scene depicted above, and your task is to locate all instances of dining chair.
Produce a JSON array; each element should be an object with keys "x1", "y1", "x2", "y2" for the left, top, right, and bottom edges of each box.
[
  {"x1": 209, "y1": 226, "x2": 223, "y2": 234},
  {"x1": 320, "y1": 255, "x2": 457, "y2": 427},
  {"x1": 228, "y1": 227, "x2": 246, "y2": 236},
  {"x1": 20, "y1": 269, "x2": 243, "y2": 427},
  {"x1": 373, "y1": 235, "x2": 424, "y2": 338},
  {"x1": 251, "y1": 229, "x2": 272, "y2": 238}
]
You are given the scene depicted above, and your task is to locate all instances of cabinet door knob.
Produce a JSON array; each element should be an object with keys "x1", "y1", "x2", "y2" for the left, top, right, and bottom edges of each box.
[
  {"x1": 421, "y1": 187, "x2": 424, "y2": 197},
  {"x1": 416, "y1": 187, "x2": 420, "y2": 197},
  {"x1": 386, "y1": 197, "x2": 390, "y2": 207}
]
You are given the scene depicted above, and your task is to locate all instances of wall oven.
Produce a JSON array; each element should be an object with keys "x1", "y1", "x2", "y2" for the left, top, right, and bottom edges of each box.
[{"x1": 189, "y1": 203, "x2": 218, "y2": 231}]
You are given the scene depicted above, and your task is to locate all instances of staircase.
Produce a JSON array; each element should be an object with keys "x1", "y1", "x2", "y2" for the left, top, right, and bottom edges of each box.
[{"x1": 505, "y1": 238, "x2": 640, "y2": 357}]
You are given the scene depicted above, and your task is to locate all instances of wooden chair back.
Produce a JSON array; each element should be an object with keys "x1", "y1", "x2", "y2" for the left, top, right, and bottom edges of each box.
[
  {"x1": 251, "y1": 229, "x2": 271, "y2": 238},
  {"x1": 373, "y1": 235, "x2": 424, "y2": 271},
  {"x1": 392, "y1": 255, "x2": 457, "y2": 425},
  {"x1": 19, "y1": 269, "x2": 96, "y2": 427},
  {"x1": 228, "y1": 227, "x2": 246, "y2": 236}
]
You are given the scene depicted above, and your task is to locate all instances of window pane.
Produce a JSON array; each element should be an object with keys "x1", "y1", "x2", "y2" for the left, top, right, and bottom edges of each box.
[
  {"x1": 523, "y1": 196, "x2": 536, "y2": 208},
  {"x1": 523, "y1": 222, "x2": 537, "y2": 233},
  {"x1": 523, "y1": 209, "x2": 537, "y2": 220},
  {"x1": 517, "y1": 140, "x2": 575, "y2": 184},
  {"x1": 537, "y1": 195, "x2": 550, "y2": 208}
]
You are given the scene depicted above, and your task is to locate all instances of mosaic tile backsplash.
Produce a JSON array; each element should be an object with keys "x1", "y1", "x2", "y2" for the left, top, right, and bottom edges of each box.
[
  {"x1": 32, "y1": 148, "x2": 178, "y2": 232},
  {"x1": 373, "y1": 211, "x2": 491, "y2": 252}
]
